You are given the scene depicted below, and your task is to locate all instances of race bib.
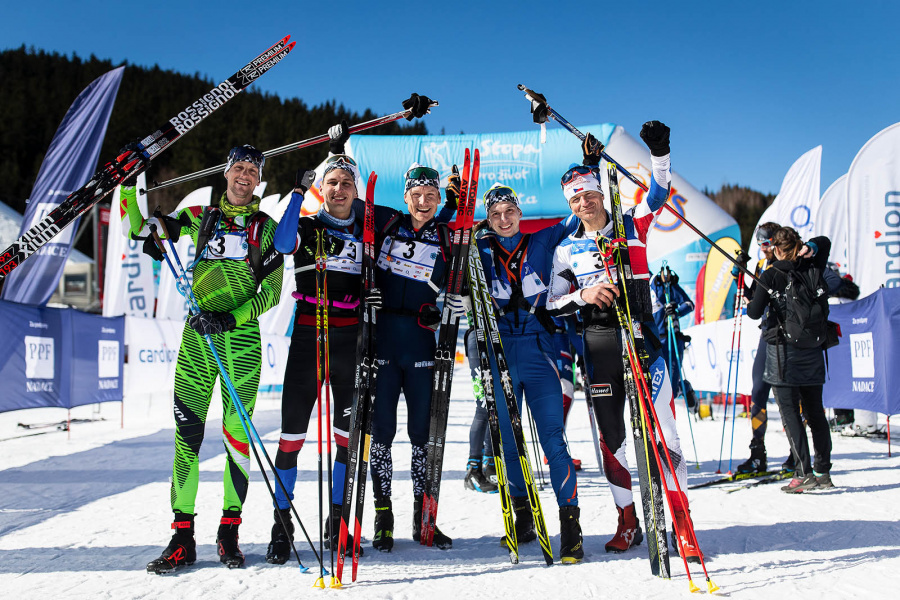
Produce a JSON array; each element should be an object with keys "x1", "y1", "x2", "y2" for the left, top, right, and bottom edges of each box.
[
  {"x1": 377, "y1": 238, "x2": 439, "y2": 283},
  {"x1": 327, "y1": 237, "x2": 362, "y2": 275},
  {"x1": 204, "y1": 230, "x2": 248, "y2": 261},
  {"x1": 569, "y1": 240, "x2": 615, "y2": 288}
]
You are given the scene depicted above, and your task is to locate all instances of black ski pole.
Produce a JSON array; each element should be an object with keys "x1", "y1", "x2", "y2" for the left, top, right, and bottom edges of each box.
[
  {"x1": 146, "y1": 102, "x2": 438, "y2": 192},
  {"x1": 517, "y1": 84, "x2": 775, "y2": 293}
]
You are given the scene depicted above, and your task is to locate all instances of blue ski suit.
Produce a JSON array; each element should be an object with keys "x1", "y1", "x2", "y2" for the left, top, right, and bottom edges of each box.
[{"x1": 475, "y1": 214, "x2": 580, "y2": 507}]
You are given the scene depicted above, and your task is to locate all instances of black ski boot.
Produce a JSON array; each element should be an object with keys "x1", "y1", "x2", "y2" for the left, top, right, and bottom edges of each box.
[
  {"x1": 216, "y1": 511, "x2": 245, "y2": 568},
  {"x1": 464, "y1": 459, "x2": 498, "y2": 493},
  {"x1": 147, "y1": 513, "x2": 196, "y2": 574},
  {"x1": 324, "y1": 503, "x2": 363, "y2": 557},
  {"x1": 372, "y1": 497, "x2": 394, "y2": 552},
  {"x1": 413, "y1": 495, "x2": 453, "y2": 549},
  {"x1": 559, "y1": 505, "x2": 584, "y2": 564},
  {"x1": 482, "y1": 455, "x2": 499, "y2": 487},
  {"x1": 501, "y1": 495, "x2": 537, "y2": 548},
  {"x1": 736, "y1": 439, "x2": 767, "y2": 474},
  {"x1": 266, "y1": 508, "x2": 294, "y2": 565}
]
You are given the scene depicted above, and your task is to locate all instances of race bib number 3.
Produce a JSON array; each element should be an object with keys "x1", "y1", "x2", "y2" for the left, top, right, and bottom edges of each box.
[{"x1": 377, "y1": 238, "x2": 438, "y2": 282}]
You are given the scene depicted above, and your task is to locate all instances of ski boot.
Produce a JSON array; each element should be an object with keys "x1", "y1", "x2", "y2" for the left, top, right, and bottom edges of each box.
[
  {"x1": 559, "y1": 505, "x2": 584, "y2": 564},
  {"x1": 483, "y1": 455, "x2": 499, "y2": 487},
  {"x1": 146, "y1": 513, "x2": 196, "y2": 574},
  {"x1": 216, "y1": 511, "x2": 245, "y2": 568},
  {"x1": 372, "y1": 497, "x2": 394, "y2": 553},
  {"x1": 324, "y1": 503, "x2": 362, "y2": 557},
  {"x1": 266, "y1": 507, "x2": 294, "y2": 565},
  {"x1": 501, "y1": 495, "x2": 537, "y2": 548},
  {"x1": 671, "y1": 509, "x2": 702, "y2": 564},
  {"x1": 464, "y1": 459, "x2": 498, "y2": 493},
  {"x1": 736, "y1": 439, "x2": 767, "y2": 474},
  {"x1": 605, "y1": 503, "x2": 643, "y2": 553},
  {"x1": 413, "y1": 495, "x2": 453, "y2": 549}
]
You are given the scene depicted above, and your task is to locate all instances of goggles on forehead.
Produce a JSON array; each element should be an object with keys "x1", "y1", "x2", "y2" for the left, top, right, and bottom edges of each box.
[
  {"x1": 560, "y1": 165, "x2": 600, "y2": 187},
  {"x1": 406, "y1": 166, "x2": 439, "y2": 181},
  {"x1": 484, "y1": 184, "x2": 520, "y2": 211},
  {"x1": 405, "y1": 164, "x2": 440, "y2": 192},
  {"x1": 225, "y1": 144, "x2": 265, "y2": 176},
  {"x1": 323, "y1": 154, "x2": 360, "y2": 179}
]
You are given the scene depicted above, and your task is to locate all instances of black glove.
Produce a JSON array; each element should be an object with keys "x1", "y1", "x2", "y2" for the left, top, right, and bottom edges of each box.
[
  {"x1": 640, "y1": 120, "x2": 670, "y2": 156},
  {"x1": 142, "y1": 236, "x2": 164, "y2": 262},
  {"x1": 188, "y1": 311, "x2": 237, "y2": 336},
  {"x1": 664, "y1": 302, "x2": 678, "y2": 317},
  {"x1": 445, "y1": 165, "x2": 461, "y2": 209},
  {"x1": 328, "y1": 119, "x2": 350, "y2": 155},
  {"x1": 402, "y1": 93, "x2": 433, "y2": 120},
  {"x1": 121, "y1": 168, "x2": 140, "y2": 187},
  {"x1": 295, "y1": 169, "x2": 316, "y2": 194},
  {"x1": 365, "y1": 287, "x2": 383, "y2": 310},
  {"x1": 581, "y1": 133, "x2": 605, "y2": 166},
  {"x1": 527, "y1": 89, "x2": 549, "y2": 124},
  {"x1": 731, "y1": 251, "x2": 750, "y2": 277},
  {"x1": 153, "y1": 212, "x2": 190, "y2": 244}
]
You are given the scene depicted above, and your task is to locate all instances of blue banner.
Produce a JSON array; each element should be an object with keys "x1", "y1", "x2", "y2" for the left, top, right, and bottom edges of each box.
[
  {"x1": 352, "y1": 125, "x2": 617, "y2": 220},
  {"x1": 2, "y1": 67, "x2": 124, "y2": 305},
  {"x1": 823, "y1": 287, "x2": 900, "y2": 415},
  {"x1": 0, "y1": 299, "x2": 124, "y2": 413}
]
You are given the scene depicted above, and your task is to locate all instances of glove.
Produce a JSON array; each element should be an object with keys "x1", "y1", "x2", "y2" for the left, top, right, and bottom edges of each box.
[
  {"x1": 328, "y1": 119, "x2": 350, "y2": 155},
  {"x1": 731, "y1": 251, "x2": 750, "y2": 277},
  {"x1": 142, "y1": 236, "x2": 164, "y2": 262},
  {"x1": 640, "y1": 120, "x2": 670, "y2": 156},
  {"x1": 527, "y1": 89, "x2": 549, "y2": 124},
  {"x1": 364, "y1": 287, "x2": 383, "y2": 311},
  {"x1": 402, "y1": 93, "x2": 434, "y2": 120},
  {"x1": 445, "y1": 165, "x2": 461, "y2": 209},
  {"x1": 295, "y1": 169, "x2": 316, "y2": 194},
  {"x1": 188, "y1": 311, "x2": 237, "y2": 336},
  {"x1": 121, "y1": 168, "x2": 140, "y2": 187},
  {"x1": 581, "y1": 133, "x2": 605, "y2": 166},
  {"x1": 445, "y1": 293, "x2": 470, "y2": 320},
  {"x1": 664, "y1": 302, "x2": 678, "y2": 317}
]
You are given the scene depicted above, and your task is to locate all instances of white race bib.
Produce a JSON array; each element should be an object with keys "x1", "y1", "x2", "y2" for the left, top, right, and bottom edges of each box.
[
  {"x1": 205, "y1": 230, "x2": 248, "y2": 261},
  {"x1": 327, "y1": 239, "x2": 362, "y2": 275},
  {"x1": 377, "y1": 238, "x2": 439, "y2": 283}
]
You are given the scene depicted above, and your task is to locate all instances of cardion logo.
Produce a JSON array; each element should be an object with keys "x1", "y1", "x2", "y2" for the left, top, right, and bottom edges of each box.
[{"x1": 877, "y1": 192, "x2": 900, "y2": 288}]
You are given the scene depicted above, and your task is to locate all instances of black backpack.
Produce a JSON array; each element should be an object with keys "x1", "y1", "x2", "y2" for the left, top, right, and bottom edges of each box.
[{"x1": 775, "y1": 265, "x2": 830, "y2": 348}]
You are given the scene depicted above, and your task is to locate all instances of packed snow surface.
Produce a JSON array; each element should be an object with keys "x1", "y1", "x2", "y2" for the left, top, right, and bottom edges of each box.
[{"x1": 1, "y1": 363, "x2": 898, "y2": 599}]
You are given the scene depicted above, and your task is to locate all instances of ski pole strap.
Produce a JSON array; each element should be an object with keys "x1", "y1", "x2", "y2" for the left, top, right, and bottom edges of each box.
[{"x1": 292, "y1": 291, "x2": 360, "y2": 310}]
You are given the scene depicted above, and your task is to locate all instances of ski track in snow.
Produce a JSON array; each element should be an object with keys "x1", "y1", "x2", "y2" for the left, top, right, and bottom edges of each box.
[{"x1": 1, "y1": 365, "x2": 898, "y2": 599}]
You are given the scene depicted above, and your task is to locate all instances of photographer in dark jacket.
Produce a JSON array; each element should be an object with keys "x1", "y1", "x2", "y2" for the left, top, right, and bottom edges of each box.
[{"x1": 746, "y1": 227, "x2": 834, "y2": 494}]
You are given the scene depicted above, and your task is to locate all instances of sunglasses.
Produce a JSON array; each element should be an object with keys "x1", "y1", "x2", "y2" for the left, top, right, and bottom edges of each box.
[
  {"x1": 560, "y1": 165, "x2": 599, "y2": 186},
  {"x1": 406, "y1": 166, "x2": 439, "y2": 181},
  {"x1": 484, "y1": 186, "x2": 518, "y2": 206},
  {"x1": 227, "y1": 145, "x2": 265, "y2": 168},
  {"x1": 326, "y1": 154, "x2": 358, "y2": 167}
]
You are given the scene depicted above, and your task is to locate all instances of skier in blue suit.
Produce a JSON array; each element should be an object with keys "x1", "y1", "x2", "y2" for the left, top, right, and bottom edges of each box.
[{"x1": 473, "y1": 183, "x2": 584, "y2": 563}]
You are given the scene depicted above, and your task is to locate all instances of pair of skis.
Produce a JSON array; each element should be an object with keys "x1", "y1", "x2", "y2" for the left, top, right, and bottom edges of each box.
[
  {"x1": 0, "y1": 35, "x2": 295, "y2": 280},
  {"x1": 597, "y1": 165, "x2": 717, "y2": 593},
  {"x1": 335, "y1": 173, "x2": 378, "y2": 585},
  {"x1": 465, "y1": 208, "x2": 554, "y2": 565},
  {"x1": 419, "y1": 149, "x2": 479, "y2": 546}
]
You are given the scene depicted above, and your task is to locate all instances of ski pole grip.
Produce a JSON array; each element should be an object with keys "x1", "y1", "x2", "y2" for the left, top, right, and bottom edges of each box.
[{"x1": 149, "y1": 224, "x2": 167, "y2": 256}]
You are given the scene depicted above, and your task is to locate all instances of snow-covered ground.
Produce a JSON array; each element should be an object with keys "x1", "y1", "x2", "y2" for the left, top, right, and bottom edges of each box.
[{"x1": 1, "y1": 366, "x2": 898, "y2": 599}]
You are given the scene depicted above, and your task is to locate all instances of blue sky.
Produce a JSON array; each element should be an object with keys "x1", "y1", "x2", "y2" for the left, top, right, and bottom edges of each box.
[{"x1": 4, "y1": 1, "x2": 897, "y2": 196}]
